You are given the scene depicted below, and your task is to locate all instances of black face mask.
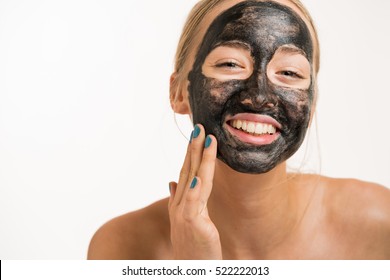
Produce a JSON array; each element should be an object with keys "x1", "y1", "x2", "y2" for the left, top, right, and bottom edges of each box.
[{"x1": 188, "y1": 1, "x2": 314, "y2": 174}]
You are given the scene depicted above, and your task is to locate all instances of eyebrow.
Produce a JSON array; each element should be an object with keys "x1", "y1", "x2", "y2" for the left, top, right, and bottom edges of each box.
[
  {"x1": 214, "y1": 40, "x2": 252, "y2": 52},
  {"x1": 213, "y1": 42, "x2": 307, "y2": 57},
  {"x1": 277, "y1": 44, "x2": 307, "y2": 56}
]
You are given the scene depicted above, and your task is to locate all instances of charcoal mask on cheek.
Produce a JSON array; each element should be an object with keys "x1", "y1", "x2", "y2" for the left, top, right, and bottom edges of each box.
[{"x1": 188, "y1": 1, "x2": 314, "y2": 174}]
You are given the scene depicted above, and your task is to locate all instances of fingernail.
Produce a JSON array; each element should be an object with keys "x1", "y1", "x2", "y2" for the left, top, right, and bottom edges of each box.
[
  {"x1": 204, "y1": 135, "x2": 212, "y2": 148},
  {"x1": 190, "y1": 177, "x2": 197, "y2": 189},
  {"x1": 169, "y1": 182, "x2": 172, "y2": 193},
  {"x1": 193, "y1": 125, "x2": 201, "y2": 138},
  {"x1": 189, "y1": 130, "x2": 194, "y2": 143}
]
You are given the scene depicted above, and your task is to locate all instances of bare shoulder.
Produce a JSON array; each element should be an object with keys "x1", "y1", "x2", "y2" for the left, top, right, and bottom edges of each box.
[
  {"x1": 322, "y1": 176, "x2": 390, "y2": 220},
  {"x1": 87, "y1": 198, "x2": 172, "y2": 260},
  {"x1": 320, "y1": 176, "x2": 390, "y2": 258}
]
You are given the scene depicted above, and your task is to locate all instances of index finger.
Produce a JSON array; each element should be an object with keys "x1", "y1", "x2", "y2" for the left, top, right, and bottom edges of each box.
[
  {"x1": 172, "y1": 142, "x2": 192, "y2": 206},
  {"x1": 196, "y1": 134, "x2": 217, "y2": 210}
]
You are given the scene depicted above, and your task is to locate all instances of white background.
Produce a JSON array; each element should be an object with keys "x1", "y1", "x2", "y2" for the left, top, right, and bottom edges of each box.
[{"x1": 0, "y1": 0, "x2": 389, "y2": 259}]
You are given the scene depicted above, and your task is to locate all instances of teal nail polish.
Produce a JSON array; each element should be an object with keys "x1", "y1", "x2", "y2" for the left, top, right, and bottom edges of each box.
[
  {"x1": 193, "y1": 125, "x2": 201, "y2": 138},
  {"x1": 190, "y1": 177, "x2": 197, "y2": 189},
  {"x1": 204, "y1": 135, "x2": 212, "y2": 148},
  {"x1": 189, "y1": 131, "x2": 194, "y2": 143}
]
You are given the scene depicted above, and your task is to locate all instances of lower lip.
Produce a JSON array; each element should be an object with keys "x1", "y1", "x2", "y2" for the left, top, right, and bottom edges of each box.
[{"x1": 225, "y1": 124, "x2": 280, "y2": 145}]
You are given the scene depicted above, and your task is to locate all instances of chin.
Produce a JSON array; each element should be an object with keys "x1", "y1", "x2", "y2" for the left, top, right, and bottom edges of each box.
[{"x1": 217, "y1": 152, "x2": 281, "y2": 174}]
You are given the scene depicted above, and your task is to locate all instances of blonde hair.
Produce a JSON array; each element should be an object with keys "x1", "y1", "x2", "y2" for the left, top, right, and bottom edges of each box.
[{"x1": 173, "y1": 0, "x2": 320, "y2": 85}]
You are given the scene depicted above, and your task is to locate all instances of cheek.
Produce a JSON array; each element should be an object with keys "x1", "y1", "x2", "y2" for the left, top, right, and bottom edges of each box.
[
  {"x1": 207, "y1": 82, "x2": 230, "y2": 106},
  {"x1": 278, "y1": 88, "x2": 312, "y2": 112},
  {"x1": 275, "y1": 87, "x2": 313, "y2": 131},
  {"x1": 199, "y1": 77, "x2": 243, "y2": 108}
]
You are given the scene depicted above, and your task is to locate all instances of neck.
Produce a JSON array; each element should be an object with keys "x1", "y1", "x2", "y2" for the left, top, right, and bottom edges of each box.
[{"x1": 208, "y1": 160, "x2": 299, "y2": 259}]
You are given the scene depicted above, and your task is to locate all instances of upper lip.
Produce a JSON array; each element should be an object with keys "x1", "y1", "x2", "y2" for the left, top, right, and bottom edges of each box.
[{"x1": 225, "y1": 113, "x2": 282, "y2": 130}]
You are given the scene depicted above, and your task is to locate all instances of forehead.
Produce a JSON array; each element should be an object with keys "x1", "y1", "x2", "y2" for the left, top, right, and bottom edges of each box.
[
  {"x1": 203, "y1": 0, "x2": 310, "y2": 35},
  {"x1": 185, "y1": 0, "x2": 314, "y2": 71},
  {"x1": 203, "y1": 2, "x2": 312, "y2": 55}
]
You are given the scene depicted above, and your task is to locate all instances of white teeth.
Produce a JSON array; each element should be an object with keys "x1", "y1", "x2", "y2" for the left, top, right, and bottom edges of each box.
[
  {"x1": 255, "y1": 123, "x2": 263, "y2": 134},
  {"x1": 236, "y1": 120, "x2": 242, "y2": 129},
  {"x1": 230, "y1": 120, "x2": 277, "y2": 135},
  {"x1": 247, "y1": 122, "x2": 255, "y2": 133},
  {"x1": 263, "y1": 124, "x2": 269, "y2": 134}
]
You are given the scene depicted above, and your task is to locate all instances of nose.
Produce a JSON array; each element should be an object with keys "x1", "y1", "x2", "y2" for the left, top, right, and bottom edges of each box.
[{"x1": 239, "y1": 73, "x2": 278, "y2": 110}]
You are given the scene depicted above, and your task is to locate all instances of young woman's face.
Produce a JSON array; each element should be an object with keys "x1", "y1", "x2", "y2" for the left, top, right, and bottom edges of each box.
[{"x1": 187, "y1": 0, "x2": 314, "y2": 174}]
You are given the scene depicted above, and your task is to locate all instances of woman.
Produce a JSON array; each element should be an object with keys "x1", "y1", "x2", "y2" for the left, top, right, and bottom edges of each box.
[{"x1": 88, "y1": 0, "x2": 390, "y2": 259}]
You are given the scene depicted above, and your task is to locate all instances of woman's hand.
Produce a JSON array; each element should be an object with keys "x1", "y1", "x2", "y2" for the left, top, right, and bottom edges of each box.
[{"x1": 168, "y1": 124, "x2": 222, "y2": 259}]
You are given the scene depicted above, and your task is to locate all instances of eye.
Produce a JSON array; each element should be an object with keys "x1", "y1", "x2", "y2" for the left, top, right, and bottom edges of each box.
[
  {"x1": 278, "y1": 70, "x2": 303, "y2": 79},
  {"x1": 215, "y1": 61, "x2": 243, "y2": 69},
  {"x1": 267, "y1": 45, "x2": 311, "y2": 89},
  {"x1": 202, "y1": 45, "x2": 253, "y2": 80}
]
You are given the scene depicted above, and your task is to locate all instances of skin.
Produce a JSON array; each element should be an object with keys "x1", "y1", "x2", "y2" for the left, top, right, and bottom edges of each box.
[{"x1": 87, "y1": 0, "x2": 390, "y2": 260}]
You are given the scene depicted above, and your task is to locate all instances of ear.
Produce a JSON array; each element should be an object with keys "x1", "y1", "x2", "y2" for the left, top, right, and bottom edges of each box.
[{"x1": 170, "y1": 73, "x2": 191, "y2": 115}]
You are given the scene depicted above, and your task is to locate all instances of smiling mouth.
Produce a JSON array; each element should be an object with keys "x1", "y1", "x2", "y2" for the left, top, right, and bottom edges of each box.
[
  {"x1": 228, "y1": 119, "x2": 277, "y2": 135},
  {"x1": 224, "y1": 113, "x2": 281, "y2": 145}
]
